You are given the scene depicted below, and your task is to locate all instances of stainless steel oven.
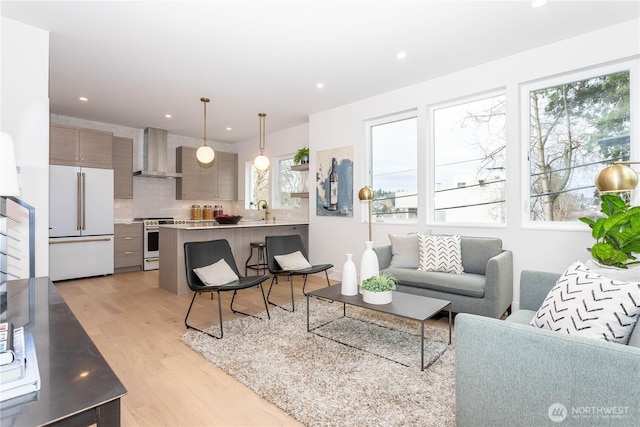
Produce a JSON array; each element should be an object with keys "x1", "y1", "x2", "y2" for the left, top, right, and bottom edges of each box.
[{"x1": 137, "y1": 218, "x2": 174, "y2": 271}]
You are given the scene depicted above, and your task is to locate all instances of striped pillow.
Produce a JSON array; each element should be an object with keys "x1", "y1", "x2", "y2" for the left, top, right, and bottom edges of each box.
[{"x1": 417, "y1": 234, "x2": 464, "y2": 274}]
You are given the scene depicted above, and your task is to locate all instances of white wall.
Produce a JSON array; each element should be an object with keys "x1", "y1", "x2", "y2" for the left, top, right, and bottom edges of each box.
[
  {"x1": 1, "y1": 17, "x2": 50, "y2": 277},
  {"x1": 307, "y1": 19, "x2": 640, "y2": 309}
]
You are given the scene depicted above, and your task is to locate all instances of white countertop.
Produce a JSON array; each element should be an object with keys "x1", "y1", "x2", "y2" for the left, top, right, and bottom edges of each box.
[{"x1": 160, "y1": 220, "x2": 308, "y2": 230}]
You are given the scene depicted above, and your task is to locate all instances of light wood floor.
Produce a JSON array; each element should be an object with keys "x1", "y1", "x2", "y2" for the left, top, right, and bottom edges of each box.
[{"x1": 55, "y1": 270, "x2": 332, "y2": 427}]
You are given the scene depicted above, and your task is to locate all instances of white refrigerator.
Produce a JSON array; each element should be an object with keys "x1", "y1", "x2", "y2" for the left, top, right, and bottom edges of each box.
[{"x1": 49, "y1": 165, "x2": 114, "y2": 281}]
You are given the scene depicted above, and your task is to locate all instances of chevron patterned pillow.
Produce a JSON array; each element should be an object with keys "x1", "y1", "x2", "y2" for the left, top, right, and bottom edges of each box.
[
  {"x1": 417, "y1": 234, "x2": 464, "y2": 274},
  {"x1": 531, "y1": 261, "x2": 640, "y2": 344}
]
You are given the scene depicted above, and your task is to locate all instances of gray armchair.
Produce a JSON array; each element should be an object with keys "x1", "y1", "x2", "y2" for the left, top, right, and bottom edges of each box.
[{"x1": 455, "y1": 270, "x2": 640, "y2": 426}]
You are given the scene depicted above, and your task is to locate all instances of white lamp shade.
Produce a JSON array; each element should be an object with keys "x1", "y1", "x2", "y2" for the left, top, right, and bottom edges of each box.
[
  {"x1": 196, "y1": 145, "x2": 215, "y2": 164},
  {"x1": 0, "y1": 132, "x2": 20, "y2": 196},
  {"x1": 254, "y1": 154, "x2": 270, "y2": 171}
]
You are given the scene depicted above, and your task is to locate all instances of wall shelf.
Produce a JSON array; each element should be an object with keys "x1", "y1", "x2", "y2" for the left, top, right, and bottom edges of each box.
[
  {"x1": 290, "y1": 192, "x2": 309, "y2": 198},
  {"x1": 290, "y1": 163, "x2": 309, "y2": 171},
  {"x1": 290, "y1": 163, "x2": 310, "y2": 198}
]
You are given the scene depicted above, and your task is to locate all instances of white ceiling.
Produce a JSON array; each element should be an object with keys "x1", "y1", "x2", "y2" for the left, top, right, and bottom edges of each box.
[{"x1": 2, "y1": 1, "x2": 639, "y2": 143}]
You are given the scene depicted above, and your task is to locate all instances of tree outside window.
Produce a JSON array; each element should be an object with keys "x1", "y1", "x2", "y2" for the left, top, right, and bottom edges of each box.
[
  {"x1": 277, "y1": 157, "x2": 300, "y2": 209},
  {"x1": 433, "y1": 93, "x2": 507, "y2": 224},
  {"x1": 247, "y1": 163, "x2": 269, "y2": 209},
  {"x1": 528, "y1": 69, "x2": 630, "y2": 222}
]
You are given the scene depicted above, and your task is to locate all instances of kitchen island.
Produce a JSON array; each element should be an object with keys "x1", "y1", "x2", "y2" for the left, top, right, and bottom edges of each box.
[{"x1": 158, "y1": 220, "x2": 308, "y2": 295}]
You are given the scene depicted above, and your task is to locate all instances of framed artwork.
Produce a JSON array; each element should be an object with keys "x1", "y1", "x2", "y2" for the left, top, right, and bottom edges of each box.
[{"x1": 316, "y1": 146, "x2": 353, "y2": 217}]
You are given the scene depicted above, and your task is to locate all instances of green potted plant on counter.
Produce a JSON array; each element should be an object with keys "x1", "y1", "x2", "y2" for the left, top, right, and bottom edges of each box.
[
  {"x1": 360, "y1": 272, "x2": 397, "y2": 305},
  {"x1": 578, "y1": 193, "x2": 640, "y2": 269},
  {"x1": 294, "y1": 147, "x2": 309, "y2": 165}
]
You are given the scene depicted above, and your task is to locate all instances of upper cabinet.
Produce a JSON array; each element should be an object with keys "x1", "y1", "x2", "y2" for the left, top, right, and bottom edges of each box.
[
  {"x1": 175, "y1": 146, "x2": 238, "y2": 200},
  {"x1": 113, "y1": 136, "x2": 133, "y2": 199},
  {"x1": 50, "y1": 124, "x2": 113, "y2": 168}
]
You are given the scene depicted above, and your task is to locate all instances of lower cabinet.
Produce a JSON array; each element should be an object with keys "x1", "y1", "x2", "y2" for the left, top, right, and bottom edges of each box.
[{"x1": 114, "y1": 223, "x2": 143, "y2": 273}]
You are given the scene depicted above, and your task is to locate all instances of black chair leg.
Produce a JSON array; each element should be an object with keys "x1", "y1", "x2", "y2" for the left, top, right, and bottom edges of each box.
[
  {"x1": 230, "y1": 287, "x2": 271, "y2": 320},
  {"x1": 267, "y1": 274, "x2": 295, "y2": 312},
  {"x1": 184, "y1": 291, "x2": 224, "y2": 339}
]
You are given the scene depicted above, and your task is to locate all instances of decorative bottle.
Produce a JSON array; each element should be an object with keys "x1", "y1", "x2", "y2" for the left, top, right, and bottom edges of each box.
[
  {"x1": 328, "y1": 157, "x2": 338, "y2": 211},
  {"x1": 341, "y1": 254, "x2": 358, "y2": 296},
  {"x1": 359, "y1": 241, "x2": 379, "y2": 294}
]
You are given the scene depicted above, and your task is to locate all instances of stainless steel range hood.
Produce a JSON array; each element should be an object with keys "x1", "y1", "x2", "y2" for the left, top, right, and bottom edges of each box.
[{"x1": 133, "y1": 127, "x2": 182, "y2": 179}]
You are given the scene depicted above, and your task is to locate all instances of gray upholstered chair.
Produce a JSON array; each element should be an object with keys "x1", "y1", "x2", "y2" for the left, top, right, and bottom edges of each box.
[{"x1": 184, "y1": 239, "x2": 270, "y2": 338}]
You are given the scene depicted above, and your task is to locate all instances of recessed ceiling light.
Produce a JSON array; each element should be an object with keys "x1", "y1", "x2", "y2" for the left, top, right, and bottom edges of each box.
[
  {"x1": 316, "y1": 82, "x2": 325, "y2": 89},
  {"x1": 78, "y1": 97, "x2": 88, "y2": 102},
  {"x1": 226, "y1": 127, "x2": 232, "y2": 131},
  {"x1": 165, "y1": 114, "x2": 172, "y2": 118},
  {"x1": 396, "y1": 52, "x2": 407, "y2": 60},
  {"x1": 531, "y1": 0, "x2": 547, "y2": 7}
]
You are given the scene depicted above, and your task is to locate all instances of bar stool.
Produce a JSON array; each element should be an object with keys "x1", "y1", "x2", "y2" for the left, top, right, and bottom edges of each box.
[{"x1": 245, "y1": 241, "x2": 268, "y2": 276}]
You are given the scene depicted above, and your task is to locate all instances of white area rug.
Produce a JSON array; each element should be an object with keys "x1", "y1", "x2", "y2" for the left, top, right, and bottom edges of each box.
[{"x1": 182, "y1": 298, "x2": 455, "y2": 426}]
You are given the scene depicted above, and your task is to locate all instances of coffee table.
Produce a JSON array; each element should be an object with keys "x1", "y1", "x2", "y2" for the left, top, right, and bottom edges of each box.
[{"x1": 307, "y1": 285, "x2": 451, "y2": 371}]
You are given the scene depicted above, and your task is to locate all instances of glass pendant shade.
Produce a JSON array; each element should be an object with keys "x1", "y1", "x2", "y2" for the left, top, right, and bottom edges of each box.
[
  {"x1": 254, "y1": 154, "x2": 270, "y2": 171},
  {"x1": 595, "y1": 163, "x2": 639, "y2": 193},
  {"x1": 196, "y1": 145, "x2": 215, "y2": 164},
  {"x1": 197, "y1": 97, "x2": 215, "y2": 164}
]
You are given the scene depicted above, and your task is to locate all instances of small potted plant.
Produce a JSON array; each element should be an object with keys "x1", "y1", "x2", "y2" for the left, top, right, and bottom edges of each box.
[
  {"x1": 294, "y1": 147, "x2": 309, "y2": 165},
  {"x1": 360, "y1": 272, "x2": 397, "y2": 305}
]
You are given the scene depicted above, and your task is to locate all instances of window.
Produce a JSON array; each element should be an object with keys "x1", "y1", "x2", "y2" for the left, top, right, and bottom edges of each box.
[
  {"x1": 245, "y1": 162, "x2": 269, "y2": 209},
  {"x1": 275, "y1": 157, "x2": 301, "y2": 209},
  {"x1": 368, "y1": 112, "x2": 418, "y2": 223},
  {"x1": 526, "y1": 67, "x2": 631, "y2": 222},
  {"x1": 432, "y1": 93, "x2": 507, "y2": 224}
]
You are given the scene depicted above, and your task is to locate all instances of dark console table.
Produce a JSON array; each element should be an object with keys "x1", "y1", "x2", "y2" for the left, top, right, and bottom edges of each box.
[{"x1": 0, "y1": 277, "x2": 126, "y2": 426}]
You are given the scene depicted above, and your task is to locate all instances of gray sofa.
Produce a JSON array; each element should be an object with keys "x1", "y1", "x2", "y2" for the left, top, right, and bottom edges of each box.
[
  {"x1": 456, "y1": 270, "x2": 640, "y2": 426},
  {"x1": 374, "y1": 235, "x2": 513, "y2": 318}
]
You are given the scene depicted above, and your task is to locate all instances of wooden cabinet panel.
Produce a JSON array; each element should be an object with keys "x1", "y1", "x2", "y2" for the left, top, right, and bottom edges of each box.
[
  {"x1": 50, "y1": 125, "x2": 79, "y2": 165},
  {"x1": 113, "y1": 136, "x2": 133, "y2": 199},
  {"x1": 216, "y1": 152, "x2": 238, "y2": 200},
  {"x1": 50, "y1": 124, "x2": 113, "y2": 168},
  {"x1": 114, "y1": 223, "x2": 142, "y2": 272},
  {"x1": 176, "y1": 146, "x2": 238, "y2": 200}
]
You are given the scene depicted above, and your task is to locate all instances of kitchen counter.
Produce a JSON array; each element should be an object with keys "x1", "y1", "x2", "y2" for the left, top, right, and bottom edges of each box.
[
  {"x1": 161, "y1": 219, "x2": 308, "y2": 230},
  {"x1": 158, "y1": 221, "x2": 308, "y2": 295}
]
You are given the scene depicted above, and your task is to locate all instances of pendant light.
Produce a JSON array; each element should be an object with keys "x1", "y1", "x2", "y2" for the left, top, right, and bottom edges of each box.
[
  {"x1": 196, "y1": 97, "x2": 215, "y2": 164},
  {"x1": 254, "y1": 113, "x2": 270, "y2": 171}
]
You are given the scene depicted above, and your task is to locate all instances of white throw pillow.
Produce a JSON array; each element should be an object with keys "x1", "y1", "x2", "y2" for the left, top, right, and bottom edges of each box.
[
  {"x1": 193, "y1": 259, "x2": 239, "y2": 286},
  {"x1": 274, "y1": 251, "x2": 312, "y2": 270},
  {"x1": 531, "y1": 261, "x2": 640, "y2": 345},
  {"x1": 417, "y1": 234, "x2": 463, "y2": 274}
]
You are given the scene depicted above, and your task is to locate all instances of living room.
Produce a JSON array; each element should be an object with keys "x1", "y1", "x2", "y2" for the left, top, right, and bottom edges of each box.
[{"x1": 2, "y1": 1, "x2": 640, "y2": 426}]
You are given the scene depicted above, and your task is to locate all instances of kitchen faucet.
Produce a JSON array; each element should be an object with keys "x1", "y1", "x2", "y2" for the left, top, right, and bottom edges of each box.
[{"x1": 257, "y1": 199, "x2": 270, "y2": 221}]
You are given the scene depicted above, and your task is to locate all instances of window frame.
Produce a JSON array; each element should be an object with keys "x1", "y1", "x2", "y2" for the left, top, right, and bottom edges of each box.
[
  {"x1": 429, "y1": 89, "x2": 508, "y2": 227},
  {"x1": 364, "y1": 109, "x2": 419, "y2": 225},
  {"x1": 520, "y1": 60, "x2": 638, "y2": 230}
]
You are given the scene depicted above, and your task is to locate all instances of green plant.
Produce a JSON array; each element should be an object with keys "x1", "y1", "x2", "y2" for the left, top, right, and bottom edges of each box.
[
  {"x1": 293, "y1": 147, "x2": 309, "y2": 165},
  {"x1": 360, "y1": 272, "x2": 397, "y2": 292},
  {"x1": 578, "y1": 194, "x2": 640, "y2": 268}
]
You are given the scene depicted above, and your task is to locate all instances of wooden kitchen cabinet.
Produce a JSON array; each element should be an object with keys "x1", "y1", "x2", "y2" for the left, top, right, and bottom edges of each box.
[
  {"x1": 114, "y1": 222, "x2": 143, "y2": 273},
  {"x1": 50, "y1": 124, "x2": 113, "y2": 168},
  {"x1": 175, "y1": 146, "x2": 238, "y2": 200},
  {"x1": 112, "y1": 136, "x2": 133, "y2": 199}
]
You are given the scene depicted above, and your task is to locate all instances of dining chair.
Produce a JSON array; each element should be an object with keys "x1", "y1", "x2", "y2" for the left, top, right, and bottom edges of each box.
[
  {"x1": 184, "y1": 239, "x2": 270, "y2": 338},
  {"x1": 265, "y1": 234, "x2": 332, "y2": 312}
]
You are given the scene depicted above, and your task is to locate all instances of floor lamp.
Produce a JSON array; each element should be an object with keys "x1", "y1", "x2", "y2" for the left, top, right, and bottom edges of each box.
[
  {"x1": 358, "y1": 186, "x2": 374, "y2": 241},
  {"x1": 595, "y1": 162, "x2": 639, "y2": 193}
]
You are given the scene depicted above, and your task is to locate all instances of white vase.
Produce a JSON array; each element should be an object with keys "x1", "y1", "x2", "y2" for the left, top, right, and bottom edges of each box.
[
  {"x1": 362, "y1": 290, "x2": 392, "y2": 305},
  {"x1": 359, "y1": 241, "x2": 379, "y2": 294},
  {"x1": 341, "y1": 254, "x2": 358, "y2": 296}
]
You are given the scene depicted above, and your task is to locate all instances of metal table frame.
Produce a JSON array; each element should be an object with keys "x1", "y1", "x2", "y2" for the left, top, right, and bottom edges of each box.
[{"x1": 307, "y1": 285, "x2": 451, "y2": 371}]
